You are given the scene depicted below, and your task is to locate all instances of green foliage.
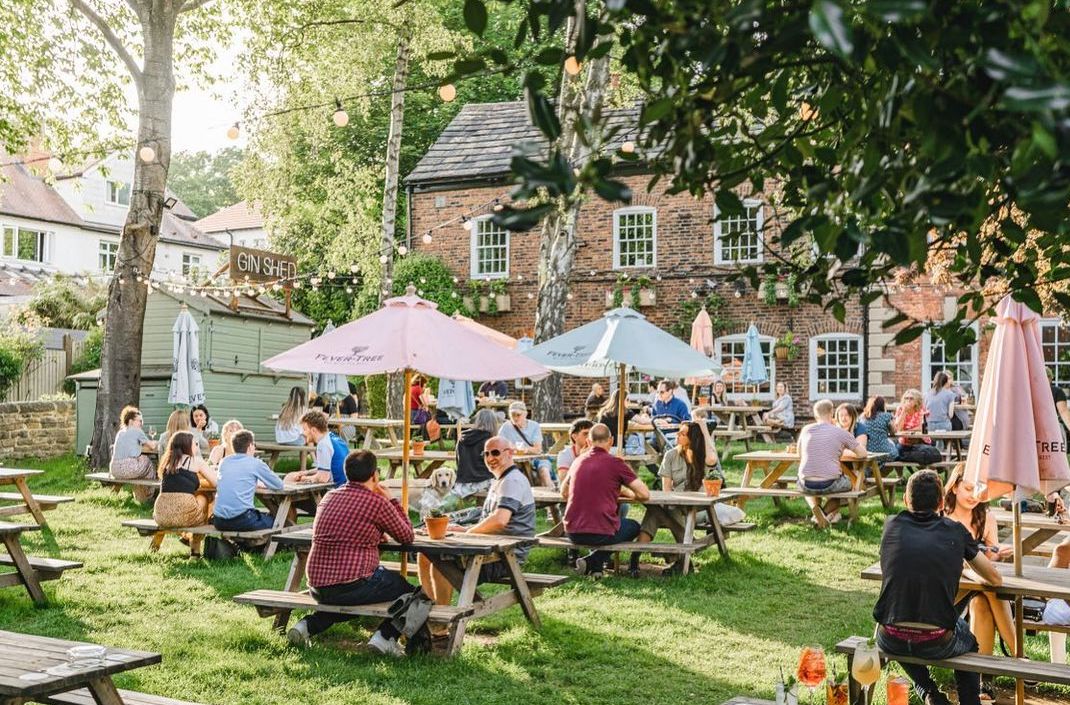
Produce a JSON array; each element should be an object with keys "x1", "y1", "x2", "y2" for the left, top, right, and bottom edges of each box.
[
  {"x1": 391, "y1": 252, "x2": 465, "y2": 315},
  {"x1": 671, "y1": 291, "x2": 734, "y2": 340},
  {"x1": 167, "y1": 148, "x2": 244, "y2": 218},
  {"x1": 18, "y1": 275, "x2": 106, "y2": 331},
  {"x1": 362, "y1": 374, "x2": 387, "y2": 417},
  {"x1": 775, "y1": 331, "x2": 800, "y2": 361},
  {"x1": 63, "y1": 326, "x2": 104, "y2": 395},
  {"x1": 0, "y1": 347, "x2": 23, "y2": 400},
  {"x1": 0, "y1": 317, "x2": 43, "y2": 400},
  {"x1": 448, "y1": 0, "x2": 1070, "y2": 352},
  {"x1": 761, "y1": 276, "x2": 778, "y2": 306}
]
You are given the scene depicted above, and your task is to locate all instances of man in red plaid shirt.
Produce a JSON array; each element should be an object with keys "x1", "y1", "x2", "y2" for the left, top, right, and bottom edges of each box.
[{"x1": 287, "y1": 450, "x2": 415, "y2": 656}]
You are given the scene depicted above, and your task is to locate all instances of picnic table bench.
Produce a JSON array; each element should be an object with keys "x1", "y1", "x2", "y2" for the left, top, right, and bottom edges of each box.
[
  {"x1": 694, "y1": 404, "x2": 776, "y2": 443},
  {"x1": 0, "y1": 468, "x2": 74, "y2": 527},
  {"x1": 990, "y1": 508, "x2": 1070, "y2": 556},
  {"x1": 727, "y1": 450, "x2": 893, "y2": 527},
  {"x1": 326, "y1": 416, "x2": 404, "y2": 449},
  {"x1": 0, "y1": 629, "x2": 177, "y2": 705},
  {"x1": 0, "y1": 521, "x2": 81, "y2": 605},
  {"x1": 235, "y1": 528, "x2": 563, "y2": 656},
  {"x1": 897, "y1": 429, "x2": 971, "y2": 460}
]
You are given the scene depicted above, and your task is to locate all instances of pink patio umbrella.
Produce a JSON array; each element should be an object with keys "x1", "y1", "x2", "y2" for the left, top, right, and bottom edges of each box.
[
  {"x1": 684, "y1": 307, "x2": 716, "y2": 391},
  {"x1": 451, "y1": 312, "x2": 517, "y2": 349},
  {"x1": 962, "y1": 295, "x2": 1070, "y2": 704},
  {"x1": 262, "y1": 285, "x2": 549, "y2": 526}
]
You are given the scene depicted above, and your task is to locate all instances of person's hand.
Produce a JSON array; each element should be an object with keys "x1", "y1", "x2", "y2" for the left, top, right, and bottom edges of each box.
[
  {"x1": 449, "y1": 523, "x2": 466, "y2": 532},
  {"x1": 619, "y1": 487, "x2": 636, "y2": 500},
  {"x1": 996, "y1": 544, "x2": 1015, "y2": 561}
]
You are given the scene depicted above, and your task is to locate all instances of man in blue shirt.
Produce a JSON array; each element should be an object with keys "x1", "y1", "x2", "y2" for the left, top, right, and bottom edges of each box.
[
  {"x1": 284, "y1": 411, "x2": 348, "y2": 487},
  {"x1": 652, "y1": 380, "x2": 691, "y2": 421},
  {"x1": 213, "y1": 430, "x2": 284, "y2": 532}
]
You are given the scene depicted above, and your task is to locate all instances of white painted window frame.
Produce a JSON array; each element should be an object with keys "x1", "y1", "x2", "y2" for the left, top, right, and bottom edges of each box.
[
  {"x1": 809, "y1": 333, "x2": 863, "y2": 401},
  {"x1": 468, "y1": 215, "x2": 510, "y2": 280},
  {"x1": 921, "y1": 323, "x2": 980, "y2": 392},
  {"x1": 106, "y1": 180, "x2": 130, "y2": 206},
  {"x1": 713, "y1": 198, "x2": 765, "y2": 265},
  {"x1": 612, "y1": 206, "x2": 657, "y2": 270},
  {"x1": 714, "y1": 332, "x2": 776, "y2": 401}
]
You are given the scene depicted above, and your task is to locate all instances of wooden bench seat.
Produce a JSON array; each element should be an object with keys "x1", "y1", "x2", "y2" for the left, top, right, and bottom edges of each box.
[
  {"x1": 86, "y1": 472, "x2": 160, "y2": 488},
  {"x1": 837, "y1": 635, "x2": 1070, "y2": 688},
  {"x1": 537, "y1": 534, "x2": 721, "y2": 555},
  {"x1": 36, "y1": 687, "x2": 206, "y2": 705},
  {"x1": 0, "y1": 491, "x2": 75, "y2": 520},
  {"x1": 373, "y1": 561, "x2": 569, "y2": 590},
  {"x1": 722, "y1": 486, "x2": 867, "y2": 500},
  {"x1": 121, "y1": 519, "x2": 277, "y2": 556},
  {"x1": 0, "y1": 554, "x2": 81, "y2": 591},
  {"x1": 234, "y1": 588, "x2": 475, "y2": 623},
  {"x1": 771, "y1": 476, "x2": 899, "y2": 487}
]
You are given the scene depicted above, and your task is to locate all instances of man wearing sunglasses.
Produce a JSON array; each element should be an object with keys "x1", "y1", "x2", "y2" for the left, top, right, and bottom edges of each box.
[{"x1": 419, "y1": 436, "x2": 536, "y2": 607}]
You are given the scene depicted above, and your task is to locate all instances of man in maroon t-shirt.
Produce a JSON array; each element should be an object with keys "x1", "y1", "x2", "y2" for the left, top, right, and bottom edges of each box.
[{"x1": 561, "y1": 423, "x2": 650, "y2": 577}]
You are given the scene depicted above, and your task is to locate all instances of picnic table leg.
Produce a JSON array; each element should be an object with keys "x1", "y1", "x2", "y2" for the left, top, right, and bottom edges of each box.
[
  {"x1": 263, "y1": 497, "x2": 293, "y2": 560},
  {"x1": 705, "y1": 505, "x2": 730, "y2": 558},
  {"x1": 273, "y1": 549, "x2": 309, "y2": 632},
  {"x1": 680, "y1": 509, "x2": 697, "y2": 574},
  {"x1": 13, "y1": 477, "x2": 46, "y2": 526},
  {"x1": 149, "y1": 532, "x2": 165, "y2": 553},
  {"x1": 2, "y1": 534, "x2": 46, "y2": 605},
  {"x1": 735, "y1": 460, "x2": 759, "y2": 510},
  {"x1": 445, "y1": 554, "x2": 485, "y2": 656},
  {"x1": 868, "y1": 460, "x2": 891, "y2": 509},
  {"x1": 86, "y1": 676, "x2": 125, "y2": 705},
  {"x1": 502, "y1": 549, "x2": 541, "y2": 629}
]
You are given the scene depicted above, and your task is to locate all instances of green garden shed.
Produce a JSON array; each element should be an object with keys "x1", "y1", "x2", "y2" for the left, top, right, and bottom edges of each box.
[{"x1": 72, "y1": 289, "x2": 316, "y2": 452}]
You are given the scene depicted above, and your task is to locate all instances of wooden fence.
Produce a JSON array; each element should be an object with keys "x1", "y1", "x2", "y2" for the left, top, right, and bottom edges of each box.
[{"x1": 1, "y1": 337, "x2": 86, "y2": 402}]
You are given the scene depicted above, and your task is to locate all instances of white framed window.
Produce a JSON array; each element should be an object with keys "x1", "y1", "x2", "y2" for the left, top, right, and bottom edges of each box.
[
  {"x1": 106, "y1": 180, "x2": 131, "y2": 206},
  {"x1": 613, "y1": 207, "x2": 656, "y2": 269},
  {"x1": 922, "y1": 324, "x2": 979, "y2": 394},
  {"x1": 714, "y1": 199, "x2": 764, "y2": 264},
  {"x1": 181, "y1": 253, "x2": 202, "y2": 276},
  {"x1": 714, "y1": 333, "x2": 775, "y2": 400},
  {"x1": 809, "y1": 333, "x2": 863, "y2": 401},
  {"x1": 2, "y1": 226, "x2": 51, "y2": 263},
  {"x1": 98, "y1": 240, "x2": 119, "y2": 272},
  {"x1": 469, "y1": 216, "x2": 509, "y2": 279},
  {"x1": 1042, "y1": 319, "x2": 1070, "y2": 387}
]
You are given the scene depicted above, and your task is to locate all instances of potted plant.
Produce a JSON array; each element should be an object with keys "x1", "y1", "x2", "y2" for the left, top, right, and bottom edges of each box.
[
  {"x1": 702, "y1": 469, "x2": 723, "y2": 497},
  {"x1": 425, "y1": 507, "x2": 449, "y2": 540},
  {"x1": 412, "y1": 439, "x2": 427, "y2": 456},
  {"x1": 785, "y1": 272, "x2": 800, "y2": 307},
  {"x1": 462, "y1": 280, "x2": 485, "y2": 313},
  {"x1": 205, "y1": 430, "x2": 221, "y2": 449},
  {"x1": 489, "y1": 278, "x2": 510, "y2": 313},
  {"x1": 635, "y1": 275, "x2": 656, "y2": 307},
  {"x1": 762, "y1": 274, "x2": 779, "y2": 305},
  {"x1": 774, "y1": 331, "x2": 800, "y2": 361}
]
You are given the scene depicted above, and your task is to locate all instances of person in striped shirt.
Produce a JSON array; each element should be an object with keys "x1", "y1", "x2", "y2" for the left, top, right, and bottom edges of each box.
[{"x1": 797, "y1": 399, "x2": 865, "y2": 525}]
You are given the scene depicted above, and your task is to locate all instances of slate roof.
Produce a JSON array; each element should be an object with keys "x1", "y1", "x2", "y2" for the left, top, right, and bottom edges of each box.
[
  {"x1": 0, "y1": 160, "x2": 84, "y2": 227},
  {"x1": 195, "y1": 200, "x2": 264, "y2": 233},
  {"x1": 405, "y1": 101, "x2": 642, "y2": 186}
]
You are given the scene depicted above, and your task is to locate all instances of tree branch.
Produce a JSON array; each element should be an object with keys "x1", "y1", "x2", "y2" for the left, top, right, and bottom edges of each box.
[
  {"x1": 69, "y1": 0, "x2": 142, "y2": 87},
  {"x1": 178, "y1": 0, "x2": 214, "y2": 14}
]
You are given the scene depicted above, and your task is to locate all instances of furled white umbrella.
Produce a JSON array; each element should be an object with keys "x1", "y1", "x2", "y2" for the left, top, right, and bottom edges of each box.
[
  {"x1": 311, "y1": 321, "x2": 349, "y2": 399},
  {"x1": 524, "y1": 307, "x2": 722, "y2": 450},
  {"x1": 741, "y1": 322, "x2": 768, "y2": 392},
  {"x1": 167, "y1": 304, "x2": 206, "y2": 407}
]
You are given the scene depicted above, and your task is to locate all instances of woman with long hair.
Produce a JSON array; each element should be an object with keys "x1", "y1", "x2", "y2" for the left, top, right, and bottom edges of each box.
[
  {"x1": 943, "y1": 465, "x2": 1015, "y2": 698},
  {"x1": 275, "y1": 386, "x2": 308, "y2": 445},
  {"x1": 925, "y1": 371, "x2": 957, "y2": 432},
  {"x1": 860, "y1": 396, "x2": 898, "y2": 460},
  {"x1": 109, "y1": 405, "x2": 158, "y2": 502},
  {"x1": 710, "y1": 380, "x2": 728, "y2": 406},
  {"x1": 835, "y1": 403, "x2": 868, "y2": 448},
  {"x1": 157, "y1": 409, "x2": 194, "y2": 460},
  {"x1": 635, "y1": 418, "x2": 723, "y2": 576},
  {"x1": 153, "y1": 432, "x2": 217, "y2": 537},
  {"x1": 596, "y1": 390, "x2": 636, "y2": 448},
  {"x1": 763, "y1": 382, "x2": 795, "y2": 430},
  {"x1": 894, "y1": 389, "x2": 942, "y2": 465},
  {"x1": 189, "y1": 404, "x2": 217, "y2": 456},
  {"x1": 208, "y1": 419, "x2": 244, "y2": 467}
]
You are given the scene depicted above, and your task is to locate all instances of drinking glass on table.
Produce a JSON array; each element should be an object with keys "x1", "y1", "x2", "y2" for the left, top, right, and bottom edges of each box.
[
  {"x1": 886, "y1": 677, "x2": 910, "y2": 705},
  {"x1": 148, "y1": 426, "x2": 157, "y2": 440},
  {"x1": 850, "y1": 639, "x2": 881, "y2": 702},
  {"x1": 796, "y1": 646, "x2": 826, "y2": 703}
]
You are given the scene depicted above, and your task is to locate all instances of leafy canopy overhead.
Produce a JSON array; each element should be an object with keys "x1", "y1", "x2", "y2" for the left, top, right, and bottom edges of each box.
[
  {"x1": 167, "y1": 148, "x2": 243, "y2": 219},
  {"x1": 441, "y1": 0, "x2": 1070, "y2": 350}
]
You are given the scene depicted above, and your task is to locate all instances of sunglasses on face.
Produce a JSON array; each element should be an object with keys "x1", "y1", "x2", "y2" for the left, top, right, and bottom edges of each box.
[{"x1": 483, "y1": 448, "x2": 508, "y2": 458}]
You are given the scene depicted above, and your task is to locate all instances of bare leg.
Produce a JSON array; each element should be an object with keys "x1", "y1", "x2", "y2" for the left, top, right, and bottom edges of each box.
[
  {"x1": 1049, "y1": 540, "x2": 1070, "y2": 569},
  {"x1": 538, "y1": 465, "x2": 554, "y2": 488},
  {"x1": 417, "y1": 554, "x2": 453, "y2": 605},
  {"x1": 824, "y1": 498, "x2": 842, "y2": 517},
  {"x1": 985, "y1": 592, "x2": 1016, "y2": 653},
  {"x1": 970, "y1": 595, "x2": 997, "y2": 655}
]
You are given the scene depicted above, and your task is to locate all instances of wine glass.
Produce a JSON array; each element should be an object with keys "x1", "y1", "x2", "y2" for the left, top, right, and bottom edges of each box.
[
  {"x1": 886, "y1": 677, "x2": 910, "y2": 705},
  {"x1": 796, "y1": 646, "x2": 827, "y2": 705},
  {"x1": 148, "y1": 426, "x2": 157, "y2": 440},
  {"x1": 850, "y1": 640, "x2": 881, "y2": 705}
]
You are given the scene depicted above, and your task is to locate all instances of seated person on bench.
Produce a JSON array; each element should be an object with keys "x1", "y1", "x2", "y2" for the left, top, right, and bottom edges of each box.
[
  {"x1": 763, "y1": 382, "x2": 795, "y2": 430},
  {"x1": 499, "y1": 401, "x2": 555, "y2": 488},
  {"x1": 283, "y1": 411, "x2": 347, "y2": 487},
  {"x1": 797, "y1": 399, "x2": 865, "y2": 524},
  {"x1": 212, "y1": 431, "x2": 284, "y2": 533},
  {"x1": 287, "y1": 450, "x2": 415, "y2": 656},
  {"x1": 556, "y1": 418, "x2": 594, "y2": 481},
  {"x1": 418, "y1": 435, "x2": 536, "y2": 610},
  {"x1": 561, "y1": 423, "x2": 650, "y2": 578},
  {"x1": 652, "y1": 380, "x2": 691, "y2": 421},
  {"x1": 873, "y1": 470, "x2": 1001, "y2": 705},
  {"x1": 154, "y1": 431, "x2": 217, "y2": 529}
]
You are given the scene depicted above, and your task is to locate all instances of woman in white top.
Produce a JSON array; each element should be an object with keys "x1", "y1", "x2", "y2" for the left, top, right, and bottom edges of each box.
[
  {"x1": 275, "y1": 386, "x2": 307, "y2": 445},
  {"x1": 208, "y1": 419, "x2": 244, "y2": 467},
  {"x1": 763, "y1": 382, "x2": 795, "y2": 429}
]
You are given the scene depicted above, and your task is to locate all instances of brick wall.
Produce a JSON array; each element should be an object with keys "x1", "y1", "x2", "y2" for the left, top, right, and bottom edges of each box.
[
  {"x1": 409, "y1": 176, "x2": 867, "y2": 416},
  {"x1": 0, "y1": 400, "x2": 75, "y2": 460}
]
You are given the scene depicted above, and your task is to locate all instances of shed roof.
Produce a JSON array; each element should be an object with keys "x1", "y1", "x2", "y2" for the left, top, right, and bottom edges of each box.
[
  {"x1": 154, "y1": 288, "x2": 316, "y2": 327},
  {"x1": 405, "y1": 101, "x2": 642, "y2": 187}
]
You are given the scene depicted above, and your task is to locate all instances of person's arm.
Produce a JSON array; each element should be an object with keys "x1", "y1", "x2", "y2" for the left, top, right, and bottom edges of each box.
[
  {"x1": 627, "y1": 477, "x2": 651, "y2": 501},
  {"x1": 694, "y1": 416, "x2": 720, "y2": 465},
  {"x1": 560, "y1": 468, "x2": 573, "y2": 500},
  {"x1": 257, "y1": 461, "x2": 285, "y2": 490},
  {"x1": 468, "y1": 507, "x2": 512, "y2": 535},
  {"x1": 845, "y1": 433, "x2": 866, "y2": 459},
  {"x1": 983, "y1": 514, "x2": 1014, "y2": 561},
  {"x1": 197, "y1": 463, "x2": 218, "y2": 488},
  {"x1": 662, "y1": 475, "x2": 674, "y2": 492},
  {"x1": 375, "y1": 485, "x2": 416, "y2": 544},
  {"x1": 529, "y1": 426, "x2": 544, "y2": 453},
  {"x1": 967, "y1": 551, "x2": 1003, "y2": 586}
]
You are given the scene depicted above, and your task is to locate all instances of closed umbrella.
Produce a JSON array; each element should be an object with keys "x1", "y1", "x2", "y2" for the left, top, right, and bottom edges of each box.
[
  {"x1": 962, "y1": 295, "x2": 1070, "y2": 705},
  {"x1": 312, "y1": 321, "x2": 349, "y2": 400},
  {"x1": 685, "y1": 307, "x2": 716, "y2": 387},
  {"x1": 524, "y1": 307, "x2": 722, "y2": 451},
  {"x1": 437, "y1": 379, "x2": 475, "y2": 419},
  {"x1": 741, "y1": 323, "x2": 768, "y2": 392},
  {"x1": 167, "y1": 304, "x2": 206, "y2": 407}
]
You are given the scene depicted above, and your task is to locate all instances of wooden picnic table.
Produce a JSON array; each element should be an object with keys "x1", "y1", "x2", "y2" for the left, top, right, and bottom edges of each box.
[
  {"x1": 991, "y1": 509, "x2": 1070, "y2": 556},
  {"x1": 0, "y1": 521, "x2": 79, "y2": 605},
  {"x1": 695, "y1": 404, "x2": 775, "y2": 442},
  {"x1": 476, "y1": 397, "x2": 521, "y2": 410},
  {"x1": 728, "y1": 450, "x2": 892, "y2": 525},
  {"x1": 0, "y1": 629, "x2": 160, "y2": 705},
  {"x1": 326, "y1": 417, "x2": 404, "y2": 449},
  {"x1": 0, "y1": 468, "x2": 52, "y2": 526},
  {"x1": 270, "y1": 527, "x2": 545, "y2": 656},
  {"x1": 539, "y1": 422, "x2": 573, "y2": 455},
  {"x1": 374, "y1": 448, "x2": 552, "y2": 483},
  {"x1": 862, "y1": 559, "x2": 1070, "y2": 602},
  {"x1": 898, "y1": 429, "x2": 972, "y2": 460}
]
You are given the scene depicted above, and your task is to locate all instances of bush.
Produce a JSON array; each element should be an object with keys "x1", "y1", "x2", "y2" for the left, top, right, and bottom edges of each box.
[
  {"x1": 18, "y1": 275, "x2": 107, "y2": 330},
  {"x1": 0, "y1": 347, "x2": 24, "y2": 400},
  {"x1": 63, "y1": 326, "x2": 104, "y2": 395},
  {"x1": 362, "y1": 375, "x2": 387, "y2": 418},
  {"x1": 391, "y1": 253, "x2": 465, "y2": 315}
]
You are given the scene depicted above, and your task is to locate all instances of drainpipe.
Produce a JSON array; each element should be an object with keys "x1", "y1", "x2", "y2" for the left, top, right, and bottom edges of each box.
[
  {"x1": 405, "y1": 185, "x2": 414, "y2": 251},
  {"x1": 861, "y1": 290, "x2": 870, "y2": 401}
]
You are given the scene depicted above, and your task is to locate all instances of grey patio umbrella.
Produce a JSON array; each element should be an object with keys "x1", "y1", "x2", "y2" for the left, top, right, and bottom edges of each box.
[
  {"x1": 311, "y1": 320, "x2": 350, "y2": 399},
  {"x1": 167, "y1": 303, "x2": 206, "y2": 407}
]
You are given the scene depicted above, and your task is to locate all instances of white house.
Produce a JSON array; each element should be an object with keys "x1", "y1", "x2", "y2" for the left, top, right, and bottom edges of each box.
[
  {"x1": 0, "y1": 151, "x2": 227, "y2": 305},
  {"x1": 195, "y1": 200, "x2": 269, "y2": 249}
]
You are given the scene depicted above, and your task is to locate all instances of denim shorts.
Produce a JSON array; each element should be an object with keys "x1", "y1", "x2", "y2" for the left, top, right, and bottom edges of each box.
[{"x1": 797, "y1": 474, "x2": 853, "y2": 495}]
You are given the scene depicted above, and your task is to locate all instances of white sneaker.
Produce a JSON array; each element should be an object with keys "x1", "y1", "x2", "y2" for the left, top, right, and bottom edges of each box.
[
  {"x1": 367, "y1": 631, "x2": 405, "y2": 657},
  {"x1": 287, "y1": 620, "x2": 310, "y2": 648},
  {"x1": 826, "y1": 511, "x2": 843, "y2": 524}
]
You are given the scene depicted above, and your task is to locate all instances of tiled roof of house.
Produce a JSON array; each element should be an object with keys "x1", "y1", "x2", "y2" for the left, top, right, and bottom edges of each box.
[
  {"x1": 405, "y1": 101, "x2": 642, "y2": 186},
  {"x1": 194, "y1": 200, "x2": 263, "y2": 233},
  {"x1": 0, "y1": 160, "x2": 84, "y2": 227},
  {"x1": 159, "y1": 211, "x2": 228, "y2": 250}
]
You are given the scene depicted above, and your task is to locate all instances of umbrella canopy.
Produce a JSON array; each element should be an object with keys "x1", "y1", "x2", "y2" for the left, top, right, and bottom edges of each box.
[
  {"x1": 964, "y1": 296, "x2": 1070, "y2": 499},
  {"x1": 312, "y1": 321, "x2": 350, "y2": 399},
  {"x1": 167, "y1": 304, "x2": 206, "y2": 407},
  {"x1": 437, "y1": 379, "x2": 476, "y2": 419},
  {"x1": 524, "y1": 307, "x2": 722, "y2": 379},
  {"x1": 451, "y1": 312, "x2": 517, "y2": 349},
  {"x1": 263, "y1": 289, "x2": 549, "y2": 382},
  {"x1": 685, "y1": 307, "x2": 716, "y2": 386},
  {"x1": 741, "y1": 323, "x2": 769, "y2": 386}
]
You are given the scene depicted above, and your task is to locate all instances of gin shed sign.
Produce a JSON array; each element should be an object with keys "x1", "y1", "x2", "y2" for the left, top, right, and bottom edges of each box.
[{"x1": 229, "y1": 245, "x2": 297, "y2": 286}]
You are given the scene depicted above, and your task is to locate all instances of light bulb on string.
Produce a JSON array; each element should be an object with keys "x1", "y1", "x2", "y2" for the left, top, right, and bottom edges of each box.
[
  {"x1": 620, "y1": 141, "x2": 635, "y2": 154},
  {"x1": 566, "y1": 293, "x2": 574, "y2": 300},
  {"x1": 327, "y1": 271, "x2": 336, "y2": 279},
  {"x1": 564, "y1": 56, "x2": 582, "y2": 75},
  {"x1": 493, "y1": 203, "x2": 504, "y2": 212},
  {"x1": 379, "y1": 254, "x2": 389, "y2": 264},
  {"x1": 350, "y1": 264, "x2": 360, "y2": 274},
  {"x1": 332, "y1": 99, "x2": 349, "y2": 127},
  {"x1": 48, "y1": 156, "x2": 63, "y2": 173},
  {"x1": 438, "y1": 83, "x2": 456, "y2": 102},
  {"x1": 138, "y1": 145, "x2": 155, "y2": 163},
  {"x1": 422, "y1": 233, "x2": 433, "y2": 244},
  {"x1": 462, "y1": 218, "x2": 473, "y2": 231},
  {"x1": 419, "y1": 277, "x2": 427, "y2": 284},
  {"x1": 397, "y1": 245, "x2": 408, "y2": 256},
  {"x1": 345, "y1": 286, "x2": 353, "y2": 294},
  {"x1": 226, "y1": 123, "x2": 240, "y2": 140}
]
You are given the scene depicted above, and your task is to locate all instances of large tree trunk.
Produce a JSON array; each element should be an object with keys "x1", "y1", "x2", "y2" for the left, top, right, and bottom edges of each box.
[
  {"x1": 381, "y1": 31, "x2": 411, "y2": 420},
  {"x1": 89, "y1": 10, "x2": 176, "y2": 468},
  {"x1": 531, "y1": 18, "x2": 611, "y2": 422}
]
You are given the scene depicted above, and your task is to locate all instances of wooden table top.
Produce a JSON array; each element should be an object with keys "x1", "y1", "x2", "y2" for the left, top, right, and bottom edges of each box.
[
  {"x1": 990, "y1": 509, "x2": 1070, "y2": 531},
  {"x1": 0, "y1": 468, "x2": 44, "y2": 479},
  {"x1": 0, "y1": 521, "x2": 40, "y2": 536},
  {"x1": 530, "y1": 487, "x2": 730, "y2": 508},
  {"x1": 862, "y1": 560, "x2": 1070, "y2": 601},
  {"x1": 327, "y1": 417, "x2": 404, "y2": 428},
  {"x1": 273, "y1": 527, "x2": 537, "y2": 555},
  {"x1": 0, "y1": 630, "x2": 160, "y2": 698},
  {"x1": 898, "y1": 430, "x2": 972, "y2": 439},
  {"x1": 263, "y1": 481, "x2": 336, "y2": 496},
  {"x1": 697, "y1": 405, "x2": 765, "y2": 413},
  {"x1": 375, "y1": 449, "x2": 551, "y2": 463},
  {"x1": 734, "y1": 450, "x2": 887, "y2": 462}
]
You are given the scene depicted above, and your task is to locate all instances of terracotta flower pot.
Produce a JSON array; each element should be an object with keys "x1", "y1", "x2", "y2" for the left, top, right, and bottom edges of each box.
[
  {"x1": 703, "y1": 478, "x2": 722, "y2": 497},
  {"x1": 413, "y1": 441, "x2": 426, "y2": 456},
  {"x1": 698, "y1": 395, "x2": 710, "y2": 406},
  {"x1": 426, "y1": 515, "x2": 449, "y2": 540},
  {"x1": 775, "y1": 345, "x2": 789, "y2": 361},
  {"x1": 208, "y1": 438, "x2": 221, "y2": 449}
]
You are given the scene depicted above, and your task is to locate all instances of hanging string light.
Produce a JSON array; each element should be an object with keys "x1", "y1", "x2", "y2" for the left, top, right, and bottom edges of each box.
[
  {"x1": 422, "y1": 233, "x2": 433, "y2": 244},
  {"x1": 226, "y1": 123, "x2": 240, "y2": 140},
  {"x1": 332, "y1": 99, "x2": 349, "y2": 127},
  {"x1": 438, "y1": 83, "x2": 457, "y2": 102},
  {"x1": 620, "y1": 141, "x2": 635, "y2": 154}
]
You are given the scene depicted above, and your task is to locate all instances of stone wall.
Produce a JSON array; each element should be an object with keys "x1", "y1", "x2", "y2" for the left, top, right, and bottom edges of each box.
[{"x1": 0, "y1": 400, "x2": 76, "y2": 460}]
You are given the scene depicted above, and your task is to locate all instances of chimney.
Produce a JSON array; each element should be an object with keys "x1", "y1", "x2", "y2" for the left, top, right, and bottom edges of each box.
[{"x1": 23, "y1": 136, "x2": 52, "y2": 178}]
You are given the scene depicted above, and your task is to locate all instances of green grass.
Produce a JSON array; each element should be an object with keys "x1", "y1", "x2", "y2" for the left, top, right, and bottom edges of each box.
[{"x1": 2, "y1": 450, "x2": 1065, "y2": 705}]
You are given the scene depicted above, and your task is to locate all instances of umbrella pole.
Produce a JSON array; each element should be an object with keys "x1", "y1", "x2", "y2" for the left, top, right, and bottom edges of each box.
[
  {"x1": 617, "y1": 363, "x2": 626, "y2": 456},
  {"x1": 401, "y1": 368, "x2": 413, "y2": 576},
  {"x1": 1013, "y1": 501, "x2": 1025, "y2": 705}
]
